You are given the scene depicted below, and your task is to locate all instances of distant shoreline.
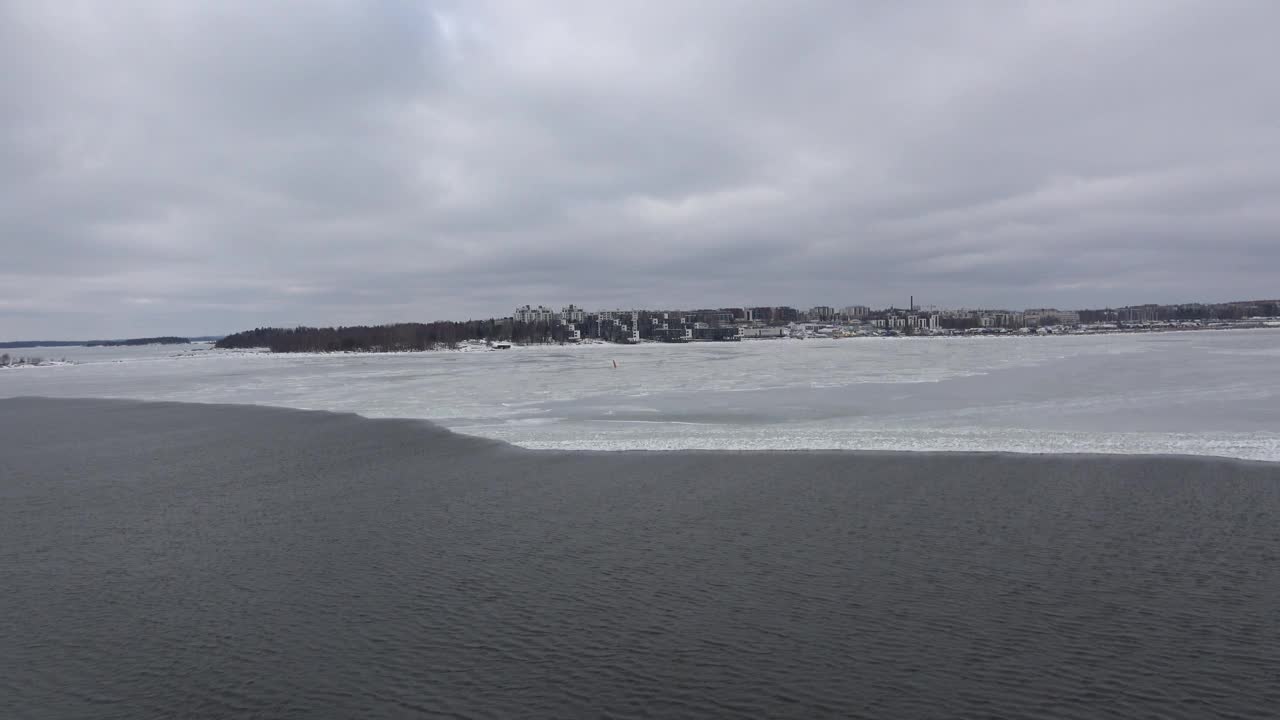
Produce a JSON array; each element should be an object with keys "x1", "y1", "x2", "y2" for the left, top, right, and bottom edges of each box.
[
  {"x1": 4, "y1": 323, "x2": 1274, "y2": 355},
  {"x1": 0, "y1": 336, "x2": 218, "y2": 350},
  {"x1": 226, "y1": 322, "x2": 1277, "y2": 354}
]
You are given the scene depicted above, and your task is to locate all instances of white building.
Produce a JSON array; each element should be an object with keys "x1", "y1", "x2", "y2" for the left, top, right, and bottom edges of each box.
[
  {"x1": 559, "y1": 304, "x2": 586, "y2": 323},
  {"x1": 514, "y1": 305, "x2": 556, "y2": 324},
  {"x1": 876, "y1": 314, "x2": 939, "y2": 331},
  {"x1": 740, "y1": 327, "x2": 787, "y2": 338}
]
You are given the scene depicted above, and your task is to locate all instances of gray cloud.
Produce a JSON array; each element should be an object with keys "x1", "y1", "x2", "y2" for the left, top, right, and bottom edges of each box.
[{"x1": 2, "y1": 0, "x2": 1278, "y2": 338}]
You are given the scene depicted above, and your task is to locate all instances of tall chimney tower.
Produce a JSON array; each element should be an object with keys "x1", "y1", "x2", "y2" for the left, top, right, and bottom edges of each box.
[{"x1": 910, "y1": 295, "x2": 914, "y2": 312}]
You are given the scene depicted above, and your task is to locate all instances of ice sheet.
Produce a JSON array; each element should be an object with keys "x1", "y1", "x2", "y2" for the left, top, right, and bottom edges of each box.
[{"x1": 3, "y1": 330, "x2": 1278, "y2": 461}]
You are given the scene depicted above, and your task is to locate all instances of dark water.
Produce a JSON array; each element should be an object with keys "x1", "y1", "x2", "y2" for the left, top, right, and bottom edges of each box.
[{"x1": 2, "y1": 397, "x2": 1278, "y2": 719}]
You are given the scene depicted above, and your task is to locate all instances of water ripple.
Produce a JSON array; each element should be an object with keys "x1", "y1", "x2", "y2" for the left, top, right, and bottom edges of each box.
[{"x1": 2, "y1": 398, "x2": 1278, "y2": 719}]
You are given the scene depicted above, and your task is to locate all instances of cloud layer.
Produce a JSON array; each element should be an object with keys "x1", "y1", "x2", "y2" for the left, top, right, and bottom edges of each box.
[{"x1": 3, "y1": 0, "x2": 1278, "y2": 337}]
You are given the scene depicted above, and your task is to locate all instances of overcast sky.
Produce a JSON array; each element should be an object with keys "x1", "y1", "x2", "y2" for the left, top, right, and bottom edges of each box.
[{"x1": 3, "y1": 1, "x2": 1278, "y2": 338}]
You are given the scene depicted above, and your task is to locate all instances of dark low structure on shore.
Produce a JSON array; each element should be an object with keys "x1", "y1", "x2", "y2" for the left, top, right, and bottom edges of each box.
[{"x1": 2, "y1": 397, "x2": 1277, "y2": 719}]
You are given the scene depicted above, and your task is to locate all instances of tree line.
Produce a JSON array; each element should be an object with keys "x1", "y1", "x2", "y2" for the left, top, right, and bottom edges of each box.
[
  {"x1": 1, "y1": 336, "x2": 190, "y2": 349},
  {"x1": 1078, "y1": 301, "x2": 1280, "y2": 323},
  {"x1": 86, "y1": 336, "x2": 190, "y2": 347},
  {"x1": 215, "y1": 320, "x2": 574, "y2": 353}
]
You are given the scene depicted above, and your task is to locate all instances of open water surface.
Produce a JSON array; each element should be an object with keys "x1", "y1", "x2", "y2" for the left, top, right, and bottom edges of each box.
[{"x1": 2, "y1": 398, "x2": 1278, "y2": 719}]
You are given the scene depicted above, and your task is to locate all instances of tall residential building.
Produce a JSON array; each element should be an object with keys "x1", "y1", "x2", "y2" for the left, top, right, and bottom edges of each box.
[
  {"x1": 514, "y1": 305, "x2": 556, "y2": 324},
  {"x1": 559, "y1": 304, "x2": 586, "y2": 323},
  {"x1": 1024, "y1": 308, "x2": 1080, "y2": 326},
  {"x1": 1117, "y1": 306, "x2": 1159, "y2": 322},
  {"x1": 775, "y1": 306, "x2": 800, "y2": 323}
]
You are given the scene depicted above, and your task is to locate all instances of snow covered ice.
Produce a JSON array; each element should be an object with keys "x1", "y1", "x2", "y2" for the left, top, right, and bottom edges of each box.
[{"x1": 3, "y1": 330, "x2": 1279, "y2": 461}]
